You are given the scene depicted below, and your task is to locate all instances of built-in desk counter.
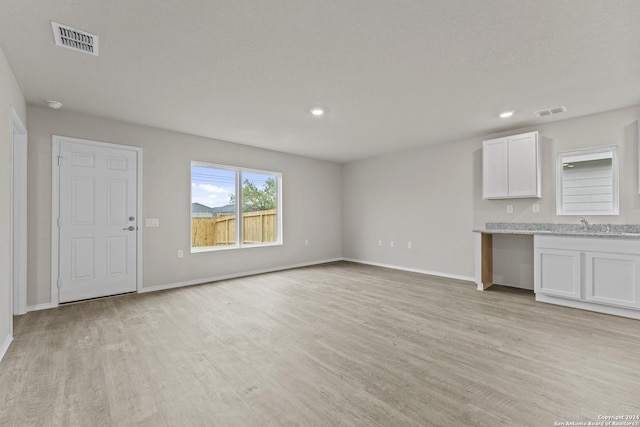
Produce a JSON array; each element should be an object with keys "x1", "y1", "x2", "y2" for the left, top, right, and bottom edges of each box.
[{"x1": 473, "y1": 223, "x2": 640, "y2": 320}]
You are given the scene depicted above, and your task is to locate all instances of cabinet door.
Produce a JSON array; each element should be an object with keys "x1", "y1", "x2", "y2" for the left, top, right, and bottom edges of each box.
[
  {"x1": 508, "y1": 132, "x2": 540, "y2": 198},
  {"x1": 535, "y1": 248, "x2": 581, "y2": 299},
  {"x1": 585, "y1": 252, "x2": 640, "y2": 308},
  {"x1": 482, "y1": 138, "x2": 508, "y2": 199}
]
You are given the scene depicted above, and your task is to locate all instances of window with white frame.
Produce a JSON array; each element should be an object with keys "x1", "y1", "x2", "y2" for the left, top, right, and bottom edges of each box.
[
  {"x1": 556, "y1": 146, "x2": 618, "y2": 215},
  {"x1": 191, "y1": 162, "x2": 282, "y2": 251}
]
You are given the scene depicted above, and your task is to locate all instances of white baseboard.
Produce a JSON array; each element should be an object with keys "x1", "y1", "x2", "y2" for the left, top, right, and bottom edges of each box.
[
  {"x1": 26, "y1": 302, "x2": 58, "y2": 312},
  {"x1": 23, "y1": 258, "x2": 472, "y2": 309},
  {"x1": 0, "y1": 333, "x2": 13, "y2": 363},
  {"x1": 139, "y1": 258, "x2": 344, "y2": 294},
  {"x1": 492, "y1": 281, "x2": 534, "y2": 291},
  {"x1": 343, "y1": 258, "x2": 475, "y2": 283},
  {"x1": 536, "y1": 293, "x2": 640, "y2": 320}
]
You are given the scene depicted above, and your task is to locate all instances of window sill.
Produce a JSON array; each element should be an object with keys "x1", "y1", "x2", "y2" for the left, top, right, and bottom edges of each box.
[{"x1": 191, "y1": 242, "x2": 283, "y2": 254}]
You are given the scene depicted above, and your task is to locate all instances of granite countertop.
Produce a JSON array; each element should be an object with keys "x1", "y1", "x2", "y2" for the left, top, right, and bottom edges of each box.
[{"x1": 473, "y1": 222, "x2": 640, "y2": 239}]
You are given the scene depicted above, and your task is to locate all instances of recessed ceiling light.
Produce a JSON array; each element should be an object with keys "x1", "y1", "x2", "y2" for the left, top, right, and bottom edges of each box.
[
  {"x1": 310, "y1": 108, "x2": 325, "y2": 116},
  {"x1": 44, "y1": 100, "x2": 63, "y2": 109},
  {"x1": 499, "y1": 111, "x2": 514, "y2": 118}
]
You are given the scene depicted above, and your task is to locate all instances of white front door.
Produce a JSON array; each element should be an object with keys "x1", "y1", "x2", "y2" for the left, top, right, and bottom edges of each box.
[{"x1": 58, "y1": 139, "x2": 138, "y2": 303}]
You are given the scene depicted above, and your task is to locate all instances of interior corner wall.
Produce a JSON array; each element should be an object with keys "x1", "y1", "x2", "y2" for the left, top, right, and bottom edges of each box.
[
  {"x1": 26, "y1": 105, "x2": 343, "y2": 307},
  {"x1": 342, "y1": 139, "x2": 476, "y2": 280},
  {"x1": 0, "y1": 46, "x2": 27, "y2": 359}
]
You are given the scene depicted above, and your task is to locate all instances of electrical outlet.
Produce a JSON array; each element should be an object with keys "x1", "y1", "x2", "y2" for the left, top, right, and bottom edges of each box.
[
  {"x1": 304, "y1": 239, "x2": 309, "y2": 246},
  {"x1": 506, "y1": 204, "x2": 514, "y2": 214},
  {"x1": 378, "y1": 240, "x2": 382, "y2": 246},
  {"x1": 177, "y1": 250, "x2": 183, "y2": 258},
  {"x1": 532, "y1": 204, "x2": 540, "y2": 213},
  {"x1": 408, "y1": 242, "x2": 412, "y2": 249},
  {"x1": 390, "y1": 241, "x2": 394, "y2": 248}
]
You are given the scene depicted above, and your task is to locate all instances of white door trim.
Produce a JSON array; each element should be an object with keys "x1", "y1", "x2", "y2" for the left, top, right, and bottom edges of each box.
[
  {"x1": 51, "y1": 135, "x2": 143, "y2": 306},
  {"x1": 12, "y1": 108, "x2": 27, "y2": 316}
]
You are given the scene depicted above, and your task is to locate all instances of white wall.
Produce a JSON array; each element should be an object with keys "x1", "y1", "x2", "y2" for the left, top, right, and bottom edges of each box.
[
  {"x1": 0, "y1": 47, "x2": 26, "y2": 359},
  {"x1": 343, "y1": 105, "x2": 640, "y2": 288},
  {"x1": 342, "y1": 138, "x2": 476, "y2": 280},
  {"x1": 27, "y1": 106, "x2": 343, "y2": 306}
]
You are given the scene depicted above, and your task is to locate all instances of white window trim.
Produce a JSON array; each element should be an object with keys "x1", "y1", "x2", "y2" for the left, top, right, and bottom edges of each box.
[
  {"x1": 190, "y1": 161, "x2": 283, "y2": 252},
  {"x1": 556, "y1": 145, "x2": 619, "y2": 216}
]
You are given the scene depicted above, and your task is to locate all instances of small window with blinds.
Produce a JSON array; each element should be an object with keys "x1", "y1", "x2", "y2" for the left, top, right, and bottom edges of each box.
[{"x1": 557, "y1": 146, "x2": 618, "y2": 215}]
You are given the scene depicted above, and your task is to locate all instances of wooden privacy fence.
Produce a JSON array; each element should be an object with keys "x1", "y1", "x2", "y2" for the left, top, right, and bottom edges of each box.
[{"x1": 192, "y1": 209, "x2": 277, "y2": 247}]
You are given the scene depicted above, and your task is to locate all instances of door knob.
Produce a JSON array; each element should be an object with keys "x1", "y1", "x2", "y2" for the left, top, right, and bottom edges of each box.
[{"x1": 123, "y1": 226, "x2": 136, "y2": 231}]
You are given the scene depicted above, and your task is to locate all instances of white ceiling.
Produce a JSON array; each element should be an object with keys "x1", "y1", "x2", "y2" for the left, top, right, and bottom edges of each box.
[{"x1": 1, "y1": 1, "x2": 639, "y2": 163}]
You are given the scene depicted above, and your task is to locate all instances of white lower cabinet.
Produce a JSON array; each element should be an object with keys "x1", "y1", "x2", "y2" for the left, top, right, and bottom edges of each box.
[
  {"x1": 584, "y1": 252, "x2": 640, "y2": 309},
  {"x1": 537, "y1": 248, "x2": 581, "y2": 299},
  {"x1": 534, "y1": 235, "x2": 640, "y2": 319}
]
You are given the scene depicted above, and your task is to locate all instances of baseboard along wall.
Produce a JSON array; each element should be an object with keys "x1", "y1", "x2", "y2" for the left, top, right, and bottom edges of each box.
[
  {"x1": 0, "y1": 334, "x2": 13, "y2": 363},
  {"x1": 26, "y1": 257, "x2": 473, "y2": 312}
]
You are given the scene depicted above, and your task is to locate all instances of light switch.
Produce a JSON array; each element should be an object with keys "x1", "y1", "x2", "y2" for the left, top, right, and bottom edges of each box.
[{"x1": 145, "y1": 218, "x2": 160, "y2": 227}]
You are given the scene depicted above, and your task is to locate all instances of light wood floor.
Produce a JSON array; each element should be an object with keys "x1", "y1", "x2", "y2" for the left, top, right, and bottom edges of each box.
[{"x1": 1, "y1": 261, "x2": 639, "y2": 426}]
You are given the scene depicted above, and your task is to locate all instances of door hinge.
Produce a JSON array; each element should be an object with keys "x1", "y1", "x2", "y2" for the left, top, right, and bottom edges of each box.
[
  {"x1": 57, "y1": 217, "x2": 61, "y2": 228},
  {"x1": 57, "y1": 156, "x2": 63, "y2": 166},
  {"x1": 57, "y1": 278, "x2": 62, "y2": 289}
]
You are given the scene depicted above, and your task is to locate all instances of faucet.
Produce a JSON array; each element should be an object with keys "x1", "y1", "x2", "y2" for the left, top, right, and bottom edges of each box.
[{"x1": 579, "y1": 217, "x2": 589, "y2": 231}]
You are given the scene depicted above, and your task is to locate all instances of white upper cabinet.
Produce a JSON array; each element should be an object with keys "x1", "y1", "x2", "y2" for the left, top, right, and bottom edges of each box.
[
  {"x1": 482, "y1": 131, "x2": 541, "y2": 199},
  {"x1": 482, "y1": 137, "x2": 509, "y2": 198}
]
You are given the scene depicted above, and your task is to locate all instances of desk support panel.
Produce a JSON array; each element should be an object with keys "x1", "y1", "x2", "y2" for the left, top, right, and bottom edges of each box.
[{"x1": 475, "y1": 232, "x2": 493, "y2": 290}]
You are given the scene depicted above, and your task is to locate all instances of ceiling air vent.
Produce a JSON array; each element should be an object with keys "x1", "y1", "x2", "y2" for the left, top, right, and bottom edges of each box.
[
  {"x1": 534, "y1": 105, "x2": 567, "y2": 118},
  {"x1": 51, "y1": 21, "x2": 99, "y2": 56}
]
